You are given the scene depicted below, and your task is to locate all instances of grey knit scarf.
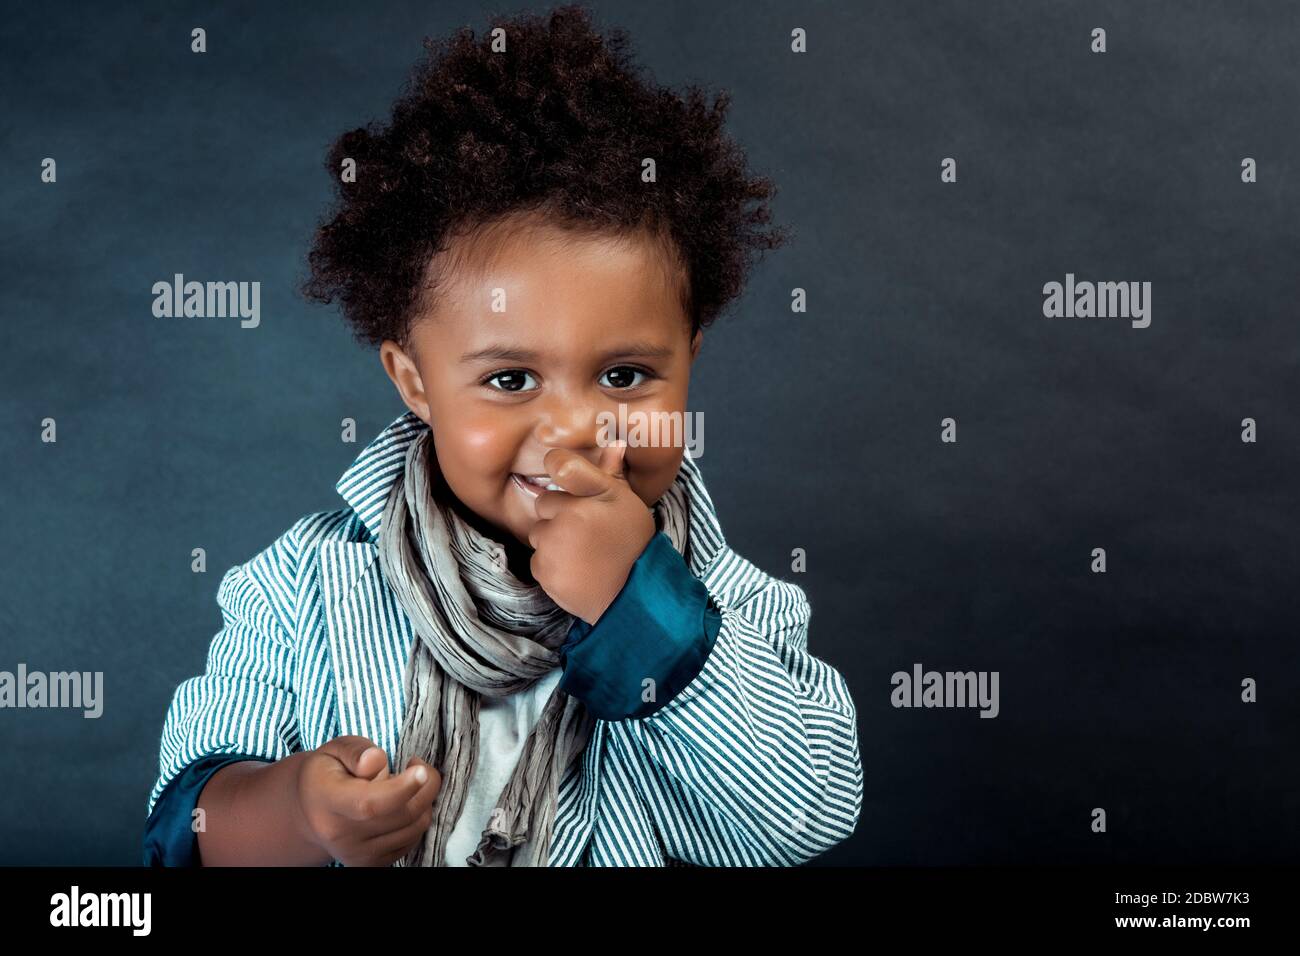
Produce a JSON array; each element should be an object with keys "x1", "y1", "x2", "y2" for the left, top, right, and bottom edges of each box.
[{"x1": 377, "y1": 429, "x2": 690, "y2": 866}]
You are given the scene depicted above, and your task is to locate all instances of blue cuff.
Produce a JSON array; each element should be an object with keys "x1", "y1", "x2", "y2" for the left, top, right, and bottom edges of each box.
[
  {"x1": 142, "y1": 752, "x2": 273, "y2": 866},
  {"x1": 557, "y1": 531, "x2": 722, "y2": 721}
]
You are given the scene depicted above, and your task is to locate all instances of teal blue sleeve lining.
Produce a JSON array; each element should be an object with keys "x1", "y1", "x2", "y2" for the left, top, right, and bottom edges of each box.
[
  {"x1": 558, "y1": 531, "x2": 722, "y2": 721},
  {"x1": 142, "y1": 752, "x2": 274, "y2": 866}
]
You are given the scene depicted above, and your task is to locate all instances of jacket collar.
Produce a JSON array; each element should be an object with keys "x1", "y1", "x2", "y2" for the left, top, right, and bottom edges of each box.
[{"x1": 335, "y1": 410, "x2": 726, "y2": 576}]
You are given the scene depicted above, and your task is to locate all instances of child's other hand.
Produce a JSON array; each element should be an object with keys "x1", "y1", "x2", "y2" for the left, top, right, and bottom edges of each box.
[
  {"x1": 529, "y1": 441, "x2": 656, "y2": 625},
  {"x1": 294, "y1": 735, "x2": 441, "y2": 867}
]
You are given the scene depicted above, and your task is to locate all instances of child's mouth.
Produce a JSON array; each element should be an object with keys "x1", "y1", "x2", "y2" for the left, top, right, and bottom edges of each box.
[{"x1": 511, "y1": 473, "x2": 562, "y2": 499}]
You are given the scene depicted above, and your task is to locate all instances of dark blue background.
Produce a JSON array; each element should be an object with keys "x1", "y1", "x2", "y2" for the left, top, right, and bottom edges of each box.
[{"x1": 2, "y1": 0, "x2": 1297, "y2": 864}]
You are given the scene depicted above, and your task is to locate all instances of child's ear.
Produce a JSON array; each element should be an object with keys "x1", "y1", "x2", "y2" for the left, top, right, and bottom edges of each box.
[
  {"x1": 689, "y1": 328, "x2": 703, "y2": 362},
  {"x1": 379, "y1": 339, "x2": 431, "y2": 424}
]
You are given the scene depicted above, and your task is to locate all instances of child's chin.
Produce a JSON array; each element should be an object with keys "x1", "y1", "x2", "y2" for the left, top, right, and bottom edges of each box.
[{"x1": 501, "y1": 500, "x2": 536, "y2": 544}]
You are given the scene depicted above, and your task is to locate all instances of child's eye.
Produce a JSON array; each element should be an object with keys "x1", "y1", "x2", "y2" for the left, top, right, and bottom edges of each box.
[
  {"x1": 600, "y1": 366, "x2": 652, "y2": 389},
  {"x1": 483, "y1": 370, "x2": 538, "y2": 392}
]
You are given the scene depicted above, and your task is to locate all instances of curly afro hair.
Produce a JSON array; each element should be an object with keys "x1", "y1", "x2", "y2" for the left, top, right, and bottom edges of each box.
[{"x1": 300, "y1": 3, "x2": 790, "y2": 351}]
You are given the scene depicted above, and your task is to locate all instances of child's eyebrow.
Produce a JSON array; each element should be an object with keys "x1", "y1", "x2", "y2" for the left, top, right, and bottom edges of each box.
[
  {"x1": 460, "y1": 342, "x2": 674, "y2": 363},
  {"x1": 460, "y1": 345, "x2": 540, "y2": 363},
  {"x1": 598, "y1": 342, "x2": 675, "y2": 361}
]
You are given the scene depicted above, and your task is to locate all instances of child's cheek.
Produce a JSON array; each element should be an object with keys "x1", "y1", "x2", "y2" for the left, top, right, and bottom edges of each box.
[
  {"x1": 453, "y1": 415, "x2": 520, "y2": 472},
  {"x1": 459, "y1": 425, "x2": 505, "y2": 461},
  {"x1": 430, "y1": 418, "x2": 516, "y2": 510},
  {"x1": 627, "y1": 443, "x2": 685, "y2": 508}
]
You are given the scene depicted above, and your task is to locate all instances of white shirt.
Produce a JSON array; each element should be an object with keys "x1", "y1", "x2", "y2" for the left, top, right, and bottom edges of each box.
[{"x1": 443, "y1": 667, "x2": 566, "y2": 866}]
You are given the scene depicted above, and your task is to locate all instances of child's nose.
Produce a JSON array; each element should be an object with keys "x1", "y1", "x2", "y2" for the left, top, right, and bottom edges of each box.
[{"x1": 531, "y1": 400, "x2": 602, "y2": 452}]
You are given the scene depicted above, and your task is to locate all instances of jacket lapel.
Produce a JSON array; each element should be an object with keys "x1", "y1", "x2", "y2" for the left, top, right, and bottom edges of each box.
[
  {"x1": 318, "y1": 538, "x2": 414, "y2": 761},
  {"x1": 321, "y1": 411, "x2": 426, "y2": 759}
]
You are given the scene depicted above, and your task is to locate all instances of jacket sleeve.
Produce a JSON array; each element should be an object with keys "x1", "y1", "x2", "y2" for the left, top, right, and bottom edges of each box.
[
  {"x1": 142, "y1": 751, "x2": 274, "y2": 865},
  {"x1": 606, "y1": 551, "x2": 863, "y2": 866},
  {"x1": 143, "y1": 521, "x2": 305, "y2": 864},
  {"x1": 558, "y1": 531, "x2": 721, "y2": 721}
]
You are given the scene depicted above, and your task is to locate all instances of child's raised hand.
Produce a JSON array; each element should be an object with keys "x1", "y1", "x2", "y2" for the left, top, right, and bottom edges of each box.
[
  {"x1": 529, "y1": 441, "x2": 656, "y2": 625},
  {"x1": 294, "y1": 734, "x2": 442, "y2": 867}
]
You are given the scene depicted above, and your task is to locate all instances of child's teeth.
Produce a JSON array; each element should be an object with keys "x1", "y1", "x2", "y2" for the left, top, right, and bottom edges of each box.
[{"x1": 545, "y1": 483, "x2": 561, "y2": 491}]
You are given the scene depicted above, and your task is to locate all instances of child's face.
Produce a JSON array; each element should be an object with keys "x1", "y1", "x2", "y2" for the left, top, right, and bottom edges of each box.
[{"x1": 380, "y1": 219, "x2": 701, "y2": 552}]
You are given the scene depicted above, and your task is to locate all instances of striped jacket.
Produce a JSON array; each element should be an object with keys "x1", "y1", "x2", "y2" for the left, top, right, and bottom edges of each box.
[{"x1": 147, "y1": 411, "x2": 863, "y2": 865}]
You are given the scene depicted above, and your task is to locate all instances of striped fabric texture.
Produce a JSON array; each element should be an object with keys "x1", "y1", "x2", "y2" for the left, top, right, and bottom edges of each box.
[{"x1": 147, "y1": 411, "x2": 863, "y2": 865}]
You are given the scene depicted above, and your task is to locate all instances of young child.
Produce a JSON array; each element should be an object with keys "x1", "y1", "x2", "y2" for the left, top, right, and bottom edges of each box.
[{"x1": 143, "y1": 4, "x2": 861, "y2": 867}]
